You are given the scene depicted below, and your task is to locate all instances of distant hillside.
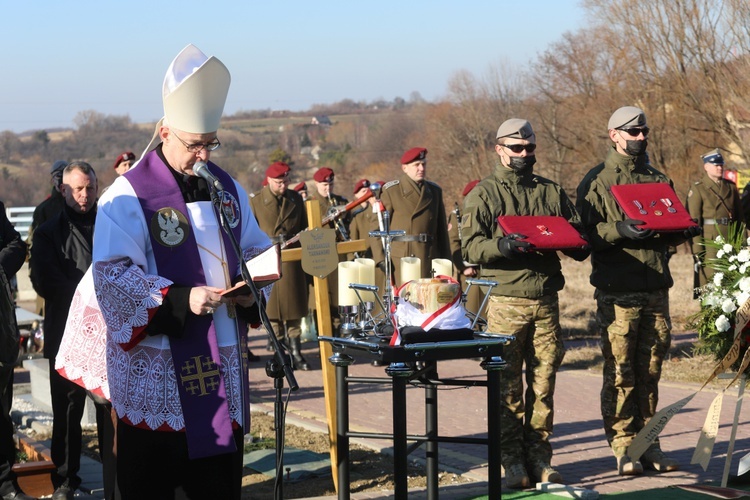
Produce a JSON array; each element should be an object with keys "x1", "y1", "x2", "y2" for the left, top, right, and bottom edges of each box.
[{"x1": 0, "y1": 103, "x2": 429, "y2": 209}]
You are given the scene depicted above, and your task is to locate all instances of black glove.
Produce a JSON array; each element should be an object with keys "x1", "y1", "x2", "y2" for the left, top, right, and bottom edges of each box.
[
  {"x1": 497, "y1": 234, "x2": 531, "y2": 259},
  {"x1": 563, "y1": 247, "x2": 590, "y2": 262},
  {"x1": 683, "y1": 224, "x2": 702, "y2": 238},
  {"x1": 615, "y1": 219, "x2": 654, "y2": 240}
]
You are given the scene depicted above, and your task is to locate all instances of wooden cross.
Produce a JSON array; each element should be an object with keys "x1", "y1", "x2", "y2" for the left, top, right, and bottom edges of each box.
[{"x1": 281, "y1": 198, "x2": 367, "y2": 492}]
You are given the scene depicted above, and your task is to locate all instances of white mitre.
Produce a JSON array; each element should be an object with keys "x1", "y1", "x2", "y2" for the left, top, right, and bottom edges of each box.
[
  {"x1": 163, "y1": 43, "x2": 231, "y2": 134},
  {"x1": 138, "y1": 44, "x2": 231, "y2": 160}
]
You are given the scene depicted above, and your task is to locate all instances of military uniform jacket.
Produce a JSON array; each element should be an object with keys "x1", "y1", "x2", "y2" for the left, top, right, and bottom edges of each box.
[
  {"x1": 308, "y1": 189, "x2": 350, "y2": 308},
  {"x1": 250, "y1": 186, "x2": 308, "y2": 320},
  {"x1": 447, "y1": 209, "x2": 468, "y2": 275},
  {"x1": 371, "y1": 174, "x2": 451, "y2": 281},
  {"x1": 309, "y1": 190, "x2": 350, "y2": 238},
  {"x1": 685, "y1": 172, "x2": 743, "y2": 255},
  {"x1": 462, "y1": 163, "x2": 579, "y2": 299},
  {"x1": 349, "y1": 206, "x2": 379, "y2": 259},
  {"x1": 349, "y1": 207, "x2": 386, "y2": 308},
  {"x1": 576, "y1": 147, "x2": 690, "y2": 293}
]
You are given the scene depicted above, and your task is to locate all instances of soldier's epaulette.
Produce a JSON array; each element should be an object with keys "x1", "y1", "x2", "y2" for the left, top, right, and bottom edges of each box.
[
  {"x1": 249, "y1": 192, "x2": 257, "y2": 198},
  {"x1": 383, "y1": 180, "x2": 399, "y2": 190}
]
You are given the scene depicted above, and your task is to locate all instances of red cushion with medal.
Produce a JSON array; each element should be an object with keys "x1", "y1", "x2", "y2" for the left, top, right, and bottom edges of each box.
[
  {"x1": 497, "y1": 215, "x2": 589, "y2": 251},
  {"x1": 610, "y1": 183, "x2": 698, "y2": 231}
]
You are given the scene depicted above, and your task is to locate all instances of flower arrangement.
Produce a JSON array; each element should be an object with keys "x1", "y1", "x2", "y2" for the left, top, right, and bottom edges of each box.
[{"x1": 689, "y1": 222, "x2": 750, "y2": 360}]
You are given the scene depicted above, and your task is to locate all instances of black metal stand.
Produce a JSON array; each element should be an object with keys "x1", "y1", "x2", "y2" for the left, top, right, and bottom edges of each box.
[
  {"x1": 210, "y1": 186, "x2": 298, "y2": 500},
  {"x1": 321, "y1": 336, "x2": 509, "y2": 500}
]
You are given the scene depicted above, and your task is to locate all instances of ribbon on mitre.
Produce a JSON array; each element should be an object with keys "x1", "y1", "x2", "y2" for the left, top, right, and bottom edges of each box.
[{"x1": 390, "y1": 276, "x2": 471, "y2": 346}]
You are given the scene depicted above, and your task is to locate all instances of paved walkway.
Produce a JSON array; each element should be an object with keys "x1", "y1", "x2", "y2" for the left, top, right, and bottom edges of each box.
[
  {"x1": 244, "y1": 329, "x2": 750, "y2": 498},
  {"x1": 12, "y1": 330, "x2": 749, "y2": 499}
]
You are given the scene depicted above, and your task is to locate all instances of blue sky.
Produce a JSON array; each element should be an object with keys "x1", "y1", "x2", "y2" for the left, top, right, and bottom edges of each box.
[{"x1": 1, "y1": 1, "x2": 585, "y2": 133}]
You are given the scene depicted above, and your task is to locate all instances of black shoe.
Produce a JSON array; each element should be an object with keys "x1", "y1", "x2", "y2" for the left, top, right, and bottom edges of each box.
[
  {"x1": 52, "y1": 484, "x2": 74, "y2": 500},
  {"x1": 247, "y1": 349, "x2": 261, "y2": 362},
  {"x1": 1, "y1": 489, "x2": 37, "y2": 500},
  {"x1": 288, "y1": 337, "x2": 311, "y2": 371}
]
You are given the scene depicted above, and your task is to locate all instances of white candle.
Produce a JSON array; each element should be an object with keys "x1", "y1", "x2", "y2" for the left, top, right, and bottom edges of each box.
[
  {"x1": 431, "y1": 258, "x2": 453, "y2": 279},
  {"x1": 338, "y1": 261, "x2": 362, "y2": 306},
  {"x1": 400, "y1": 257, "x2": 422, "y2": 286},
  {"x1": 355, "y1": 258, "x2": 376, "y2": 302}
]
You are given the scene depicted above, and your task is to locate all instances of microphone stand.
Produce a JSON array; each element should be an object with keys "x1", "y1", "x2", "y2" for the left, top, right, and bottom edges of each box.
[{"x1": 209, "y1": 186, "x2": 298, "y2": 500}]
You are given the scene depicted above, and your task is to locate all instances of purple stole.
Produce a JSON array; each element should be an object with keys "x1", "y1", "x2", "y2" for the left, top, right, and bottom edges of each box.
[{"x1": 126, "y1": 150, "x2": 247, "y2": 458}]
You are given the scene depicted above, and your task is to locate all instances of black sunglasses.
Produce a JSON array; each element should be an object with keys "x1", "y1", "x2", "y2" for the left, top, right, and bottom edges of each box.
[
  {"x1": 618, "y1": 126, "x2": 650, "y2": 137},
  {"x1": 502, "y1": 143, "x2": 537, "y2": 154}
]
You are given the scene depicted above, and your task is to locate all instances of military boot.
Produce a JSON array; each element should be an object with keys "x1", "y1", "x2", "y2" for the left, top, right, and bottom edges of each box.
[
  {"x1": 641, "y1": 447, "x2": 679, "y2": 472},
  {"x1": 616, "y1": 455, "x2": 643, "y2": 476},
  {"x1": 288, "y1": 336, "x2": 311, "y2": 371},
  {"x1": 504, "y1": 462, "x2": 530, "y2": 489},
  {"x1": 529, "y1": 461, "x2": 563, "y2": 484}
]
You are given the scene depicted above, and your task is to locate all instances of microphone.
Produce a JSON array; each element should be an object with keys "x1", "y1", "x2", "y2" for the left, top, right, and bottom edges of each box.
[
  {"x1": 193, "y1": 161, "x2": 224, "y2": 191},
  {"x1": 349, "y1": 283, "x2": 379, "y2": 292}
]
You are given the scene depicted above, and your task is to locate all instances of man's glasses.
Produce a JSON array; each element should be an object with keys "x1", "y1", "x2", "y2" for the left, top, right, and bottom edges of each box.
[
  {"x1": 172, "y1": 131, "x2": 221, "y2": 153},
  {"x1": 502, "y1": 143, "x2": 537, "y2": 154},
  {"x1": 618, "y1": 127, "x2": 650, "y2": 137}
]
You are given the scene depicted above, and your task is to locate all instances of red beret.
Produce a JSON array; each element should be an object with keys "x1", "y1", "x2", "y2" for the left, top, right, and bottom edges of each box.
[
  {"x1": 113, "y1": 151, "x2": 136, "y2": 170},
  {"x1": 462, "y1": 179, "x2": 480, "y2": 197},
  {"x1": 401, "y1": 147, "x2": 427, "y2": 165},
  {"x1": 353, "y1": 179, "x2": 370, "y2": 193},
  {"x1": 314, "y1": 167, "x2": 335, "y2": 183},
  {"x1": 262, "y1": 178, "x2": 268, "y2": 186},
  {"x1": 265, "y1": 161, "x2": 290, "y2": 179},
  {"x1": 293, "y1": 182, "x2": 307, "y2": 192}
]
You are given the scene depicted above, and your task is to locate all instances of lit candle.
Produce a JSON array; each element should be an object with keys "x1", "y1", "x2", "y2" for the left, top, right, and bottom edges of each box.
[
  {"x1": 431, "y1": 258, "x2": 453, "y2": 279},
  {"x1": 400, "y1": 257, "x2": 422, "y2": 286},
  {"x1": 338, "y1": 261, "x2": 362, "y2": 306},
  {"x1": 355, "y1": 258, "x2": 376, "y2": 302}
]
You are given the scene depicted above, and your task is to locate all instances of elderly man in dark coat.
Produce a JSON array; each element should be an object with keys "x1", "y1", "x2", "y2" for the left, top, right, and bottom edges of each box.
[{"x1": 250, "y1": 162, "x2": 310, "y2": 370}]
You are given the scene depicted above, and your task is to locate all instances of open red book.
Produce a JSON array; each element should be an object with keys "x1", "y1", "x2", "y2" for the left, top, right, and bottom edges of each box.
[
  {"x1": 610, "y1": 183, "x2": 699, "y2": 232},
  {"x1": 220, "y1": 244, "x2": 282, "y2": 297},
  {"x1": 497, "y1": 215, "x2": 589, "y2": 251}
]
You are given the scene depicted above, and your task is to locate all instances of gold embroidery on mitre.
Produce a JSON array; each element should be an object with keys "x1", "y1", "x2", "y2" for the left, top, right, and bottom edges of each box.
[
  {"x1": 180, "y1": 355, "x2": 221, "y2": 396},
  {"x1": 151, "y1": 207, "x2": 190, "y2": 247}
]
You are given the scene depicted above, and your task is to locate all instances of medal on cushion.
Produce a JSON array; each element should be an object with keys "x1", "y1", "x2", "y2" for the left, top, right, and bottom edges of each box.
[
  {"x1": 633, "y1": 200, "x2": 647, "y2": 215},
  {"x1": 660, "y1": 198, "x2": 677, "y2": 213}
]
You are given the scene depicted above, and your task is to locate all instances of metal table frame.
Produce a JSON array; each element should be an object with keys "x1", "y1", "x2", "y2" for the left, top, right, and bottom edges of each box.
[{"x1": 320, "y1": 336, "x2": 509, "y2": 500}]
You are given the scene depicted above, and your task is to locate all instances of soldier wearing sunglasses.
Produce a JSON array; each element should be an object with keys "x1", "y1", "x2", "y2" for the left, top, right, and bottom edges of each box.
[
  {"x1": 576, "y1": 106, "x2": 698, "y2": 476},
  {"x1": 462, "y1": 118, "x2": 588, "y2": 489}
]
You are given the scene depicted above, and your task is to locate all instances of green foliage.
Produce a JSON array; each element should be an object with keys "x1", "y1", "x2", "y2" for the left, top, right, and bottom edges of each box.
[
  {"x1": 268, "y1": 147, "x2": 291, "y2": 165},
  {"x1": 244, "y1": 434, "x2": 275, "y2": 453},
  {"x1": 688, "y1": 222, "x2": 750, "y2": 360},
  {"x1": 319, "y1": 144, "x2": 351, "y2": 168},
  {"x1": 33, "y1": 130, "x2": 49, "y2": 145}
]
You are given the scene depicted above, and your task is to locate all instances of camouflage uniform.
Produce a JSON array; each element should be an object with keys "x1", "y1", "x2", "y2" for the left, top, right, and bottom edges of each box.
[
  {"x1": 462, "y1": 162, "x2": 580, "y2": 468},
  {"x1": 685, "y1": 171, "x2": 743, "y2": 290},
  {"x1": 576, "y1": 147, "x2": 691, "y2": 457}
]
